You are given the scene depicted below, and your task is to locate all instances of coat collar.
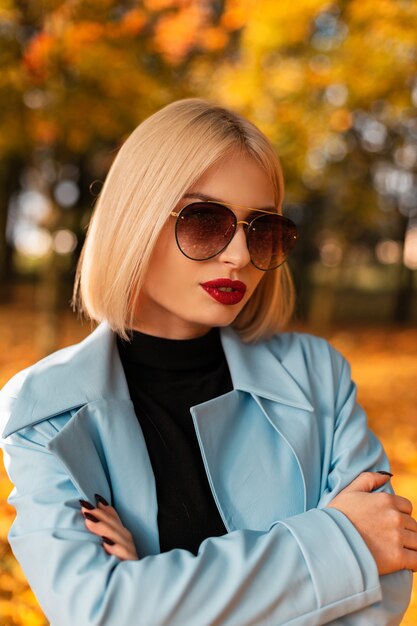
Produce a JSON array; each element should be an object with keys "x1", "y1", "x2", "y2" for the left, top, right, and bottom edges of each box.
[{"x1": 1, "y1": 322, "x2": 313, "y2": 439}]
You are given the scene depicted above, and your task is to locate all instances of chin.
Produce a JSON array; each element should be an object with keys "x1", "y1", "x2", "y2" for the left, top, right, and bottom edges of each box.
[{"x1": 201, "y1": 310, "x2": 241, "y2": 328}]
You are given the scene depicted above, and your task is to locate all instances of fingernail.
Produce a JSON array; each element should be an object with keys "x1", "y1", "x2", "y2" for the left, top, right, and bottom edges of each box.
[
  {"x1": 79, "y1": 499, "x2": 95, "y2": 510},
  {"x1": 83, "y1": 512, "x2": 99, "y2": 523},
  {"x1": 95, "y1": 493, "x2": 109, "y2": 506},
  {"x1": 101, "y1": 536, "x2": 115, "y2": 545},
  {"x1": 376, "y1": 470, "x2": 394, "y2": 477}
]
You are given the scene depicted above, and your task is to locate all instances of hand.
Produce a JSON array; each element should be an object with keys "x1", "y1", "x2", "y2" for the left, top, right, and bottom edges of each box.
[
  {"x1": 327, "y1": 472, "x2": 417, "y2": 575},
  {"x1": 79, "y1": 496, "x2": 139, "y2": 561}
]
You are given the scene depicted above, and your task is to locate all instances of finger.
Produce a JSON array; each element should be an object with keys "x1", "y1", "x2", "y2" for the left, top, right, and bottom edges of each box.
[
  {"x1": 403, "y1": 529, "x2": 417, "y2": 552},
  {"x1": 99, "y1": 531, "x2": 137, "y2": 559},
  {"x1": 80, "y1": 506, "x2": 131, "y2": 539},
  {"x1": 95, "y1": 501, "x2": 123, "y2": 524},
  {"x1": 402, "y1": 548, "x2": 417, "y2": 572},
  {"x1": 403, "y1": 514, "x2": 417, "y2": 533},
  {"x1": 82, "y1": 515, "x2": 133, "y2": 549},
  {"x1": 96, "y1": 500, "x2": 122, "y2": 521},
  {"x1": 101, "y1": 537, "x2": 137, "y2": 561},
  {"x1": 343, "y1": 471, "x2": 391, "y2": 494},
  {"x1": 79, "y1": 499, "x2": 121, "y2": 523},
  {"x1": 94, "y1": 493, "x2": 110, "y2": 507},
  {"x1": 80, "y1": 503, "x2": 115, "y2": 519},
  {"x1": 393, "y1": 495, "x2": 413, "y2": 515}
]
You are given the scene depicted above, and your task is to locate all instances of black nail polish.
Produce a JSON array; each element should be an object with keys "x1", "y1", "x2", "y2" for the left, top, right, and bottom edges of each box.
[
  {"x1": 83, "y1": 512, "x2": 99, "y2": 523},
  {"x1": 95, "y1": 493, "x2": 109, "y2": 506},
  {"x1": 376, "y1": 470, "x2": 394, "y2": 477},
  {"x1": 101, "y1": 536, "x2": 115, "y2": 545},
  {"x1": 79, "y1": 499, "x2": 95, "y2": 510}
]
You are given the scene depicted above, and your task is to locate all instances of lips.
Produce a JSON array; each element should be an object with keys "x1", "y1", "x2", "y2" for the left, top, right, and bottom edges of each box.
[{"x1": 200, "y1": 279, "x2": 247, "y2": 305}]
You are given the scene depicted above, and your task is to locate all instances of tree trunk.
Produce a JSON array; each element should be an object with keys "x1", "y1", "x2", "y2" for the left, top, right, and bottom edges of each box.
[
  {"x1": 393, "y1": 263, "x2": 415, "y2": 323},
  {"x1": 0, "y1": 156, "x2": 22, "y2": 302},
  {"x1": 393, "y1": 215, "x2": 415, "y2": 323}
]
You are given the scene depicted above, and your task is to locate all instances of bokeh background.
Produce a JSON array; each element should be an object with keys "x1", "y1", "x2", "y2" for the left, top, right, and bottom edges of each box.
[{"x1": 0, "y1": 0, "x2": 416, "y2": 623}]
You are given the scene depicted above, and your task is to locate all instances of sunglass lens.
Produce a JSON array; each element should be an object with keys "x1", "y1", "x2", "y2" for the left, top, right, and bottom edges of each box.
[
  {"x1": 247, "y1": 214, "x2": 297, "y2": 270},
  {"x1": 175, "y1": 202, "x2": 235, "y2": 260}
]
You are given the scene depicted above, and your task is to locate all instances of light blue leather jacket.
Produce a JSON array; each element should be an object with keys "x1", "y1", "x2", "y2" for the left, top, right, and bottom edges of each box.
[{"x1": 0, "y1": 322, "x2": 412, "y2": 625}]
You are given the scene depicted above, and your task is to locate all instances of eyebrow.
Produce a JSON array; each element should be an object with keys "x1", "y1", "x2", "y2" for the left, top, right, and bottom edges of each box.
[{"x1": 182, "y1": 192, "x2": 276, "y2": 212}]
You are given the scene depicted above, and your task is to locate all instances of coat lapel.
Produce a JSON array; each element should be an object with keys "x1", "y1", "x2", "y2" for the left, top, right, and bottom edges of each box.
[
  {"x1": 191, "y1": 391, "x2": 307, "y2": 532},
  {"x1": 221, "y1": 328, "x2": 322, "y2": 512},
  {"x1": 47, "y1": 398, "x2": 160, "y2": 557},
  {"x1": 2, "y1": 322, "x2": 161, "y2": 556},
  {"x1": 191, "y1": 328, "x2": 321, "y2": 531}
]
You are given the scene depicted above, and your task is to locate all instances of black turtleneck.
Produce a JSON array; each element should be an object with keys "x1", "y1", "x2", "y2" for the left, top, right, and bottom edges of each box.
[{"x1": 116, "y1": 327, "x2": 231, "y2": 555}]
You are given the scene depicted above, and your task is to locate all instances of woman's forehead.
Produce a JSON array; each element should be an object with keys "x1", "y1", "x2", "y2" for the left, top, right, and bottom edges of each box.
[{"x1": 182, "y1": 191, "x2": 276, "y2": 213}]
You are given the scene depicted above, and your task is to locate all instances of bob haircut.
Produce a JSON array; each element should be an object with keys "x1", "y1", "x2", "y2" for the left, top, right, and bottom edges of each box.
[{"x1": 72, "y1": 98, "x2": 295, "y2": 342}]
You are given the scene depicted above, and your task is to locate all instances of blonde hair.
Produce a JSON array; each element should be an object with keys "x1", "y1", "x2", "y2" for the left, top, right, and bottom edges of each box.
[{"x1": 72, "y1": 98, "x2": 295, "y2": 342}]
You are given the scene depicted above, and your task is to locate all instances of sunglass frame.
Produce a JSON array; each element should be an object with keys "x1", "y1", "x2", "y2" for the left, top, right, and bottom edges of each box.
[{"x1": 170, "y1": 200, "x2": 297, "y2": 271}]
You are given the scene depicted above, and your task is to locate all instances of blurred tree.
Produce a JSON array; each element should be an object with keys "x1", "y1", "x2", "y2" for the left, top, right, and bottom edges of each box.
[
  {"x1": 201, "y1": 0, "x2": 417, "y2": 322},
  {"x1": 0, "y1": 2, "x2": 28, "y2": 301},
  {"x1": 0, "y1": 0, "x2": 239, "y2": 352},
  {"x1": 1, "y1": 0, "x2": 416, "y2": 338}
]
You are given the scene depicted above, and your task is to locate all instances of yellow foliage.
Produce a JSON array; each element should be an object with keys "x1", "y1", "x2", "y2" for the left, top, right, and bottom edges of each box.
[
  {"x1": 199, "y1": 26, "x2": 229, "y2": 52},
  {"x1": 206, "y1": 0, "x2": 417, "y2": 186},
  {"x1": 329, "y1": 108, "x2": 353, "y2": 132},
  {"x1": 268, "y1": 59, "x2": 306, "y2": 96},
  {"x1": 143, "y1": 0, "x2": 184, "y2": 10},
  {"x1": 221, "y1": 0, "x2": 256, "y2": 31},
  {"x1": 243, "y1": 0, "x2": 329, "y2": 51},
  {"x1": 68, "y1": 21, "x2": 104, "y2": 45},
  {"x1": 117, "y1": 8, "x2": 147, "y2": 37},
  {"x1": 0, "y1": 1, "x2": 19, "y2": 20},
  {"x1": 153, "y1": 5, "x2": 203, "y2": 64},
  {"x1": 31, "y1": 117, "x2": 59, "y2": 146}
]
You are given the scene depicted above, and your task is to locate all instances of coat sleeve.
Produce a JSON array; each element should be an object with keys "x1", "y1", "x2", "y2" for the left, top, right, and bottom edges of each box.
[
  {"x1": 312, "y1": 343, "x2": 413, "y2": 625},
  {"x1": 0, "y1": 342, "x2": 412, "y2": 626}
]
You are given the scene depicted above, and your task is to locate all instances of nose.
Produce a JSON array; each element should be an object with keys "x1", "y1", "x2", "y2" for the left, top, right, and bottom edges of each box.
[{"x1": 217, "y1": 223, "x2": 251, "y2": 269}]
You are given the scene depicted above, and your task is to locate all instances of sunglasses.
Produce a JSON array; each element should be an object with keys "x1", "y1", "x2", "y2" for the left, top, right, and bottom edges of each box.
[{"x1": 170, "y1": 201, "x2": 298, "y2": 271}]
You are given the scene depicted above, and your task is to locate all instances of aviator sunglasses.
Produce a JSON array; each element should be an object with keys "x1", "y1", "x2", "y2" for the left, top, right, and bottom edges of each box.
[{"x1": 170, "y1": 201, "x2": 298, "y2": 271}]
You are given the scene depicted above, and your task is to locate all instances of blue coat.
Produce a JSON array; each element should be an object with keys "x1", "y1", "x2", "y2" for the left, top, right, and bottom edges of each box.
[{"x1": 0, "y1": 322, "x2": 412, "y2": 625}]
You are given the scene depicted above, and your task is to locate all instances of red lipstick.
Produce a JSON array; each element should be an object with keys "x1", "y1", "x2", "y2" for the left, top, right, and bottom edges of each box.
[{"x1": 200, "y1": 279, "x2": 247, "y2": 305}]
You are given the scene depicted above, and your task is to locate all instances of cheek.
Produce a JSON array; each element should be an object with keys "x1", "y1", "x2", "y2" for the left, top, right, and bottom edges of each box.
[
  {"x1": 145, "y1": 225, "x2": 180, "y2": 280},
  {"x1": 143, "y1": 243, "x2": 198, "y2": 301},
  {"x1": 246, "y1": 268, "x2": 265, "y2": 297}
]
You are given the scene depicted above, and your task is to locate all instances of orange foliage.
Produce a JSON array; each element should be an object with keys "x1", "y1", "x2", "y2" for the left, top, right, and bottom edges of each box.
[
  {"x1": 199, "y1": 26, "x2": 229, "y2": 52},
  {"x1": 68, "y1": 21, "x2": 104, "y2": 45},
  {"x1": 143, "y1": 0, "x2": 185, "y2": 10},
  {"x1": 31, "y1": 118, "x2": 59, "y2": 145},
  {"x1": 117, "y1": 8, "x2": 147, "y2": 37},
  {"x1": 153, "y1": 4, "x2": 205, "y2": 64},
  {"x1": 329, "y1": 108, "x2": 353, "y2": 133},
  {"x1": 221, "y1": 0, "x2": 255, "y2": 31},
  {"x1": 23, "y1": 33, "x2": 55, "y2": 79},
  {"x1": 60, "y1": 22, "x2": 105, "y2": 65}
]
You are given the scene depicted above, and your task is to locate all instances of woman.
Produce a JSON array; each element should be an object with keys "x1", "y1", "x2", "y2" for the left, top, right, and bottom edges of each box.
[{"x1": 0, "y1": 99, "x2": 415, "y2": 626}]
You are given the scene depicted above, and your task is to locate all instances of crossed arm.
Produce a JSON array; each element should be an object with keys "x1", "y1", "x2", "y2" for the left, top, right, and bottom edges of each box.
[
  {"x1": 81, "y1": 473, "x2": 417, "y2": 575},
  {"x1": 2, "y1": 427, "x2": 414, "y2": 625},
  {"x1": 1, "y1": 348, "x2": 415, "y2": 625}
]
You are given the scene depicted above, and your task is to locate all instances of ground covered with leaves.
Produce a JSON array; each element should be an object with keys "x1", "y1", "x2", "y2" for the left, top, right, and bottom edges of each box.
[{"x1": 0, "y1": 306, "x2": 416, "y2": 625}]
